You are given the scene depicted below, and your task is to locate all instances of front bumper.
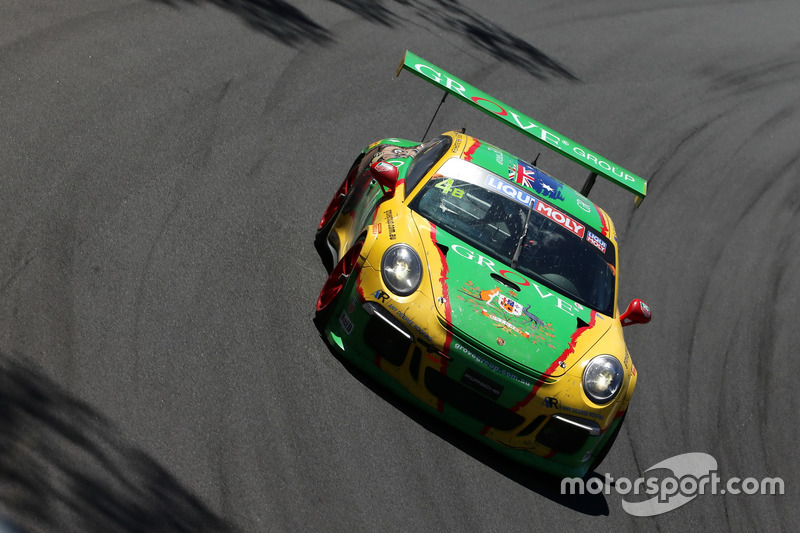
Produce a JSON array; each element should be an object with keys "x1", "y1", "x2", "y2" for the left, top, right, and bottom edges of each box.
[{"x1": 323, "y1": 270, "x2": 624, "y2": 478}]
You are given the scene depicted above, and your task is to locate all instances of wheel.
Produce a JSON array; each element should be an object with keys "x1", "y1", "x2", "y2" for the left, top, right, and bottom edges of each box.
[
  {"x1": 587, "y1": 411, "x2": 626, "y2": 475},
  {"x1": 315, "y1": 155, "x2": 364, "y2": 271},
  {"x1": 314, "y1": 238, "x2": 364, "y2": 328}
]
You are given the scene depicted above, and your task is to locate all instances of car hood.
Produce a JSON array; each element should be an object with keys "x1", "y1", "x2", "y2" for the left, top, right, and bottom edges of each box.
[{"x1": 419, "y1": 222, "x2": 612, "y2": 377}]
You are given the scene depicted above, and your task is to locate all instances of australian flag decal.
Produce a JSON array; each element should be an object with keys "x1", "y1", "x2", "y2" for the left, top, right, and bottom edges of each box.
[{"x1": 510, "y1": 160, "x2": 565, "y2": 202}]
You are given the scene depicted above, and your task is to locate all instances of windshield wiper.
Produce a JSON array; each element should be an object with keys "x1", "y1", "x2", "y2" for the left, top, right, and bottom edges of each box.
[{"x1": 511, "y1": 203, "x2": 534, "y2": 269}]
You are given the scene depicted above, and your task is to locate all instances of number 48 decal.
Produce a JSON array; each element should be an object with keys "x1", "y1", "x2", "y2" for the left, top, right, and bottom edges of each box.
[{"x1": 435, "y1": 178, "x2": 464, "y2": 198}]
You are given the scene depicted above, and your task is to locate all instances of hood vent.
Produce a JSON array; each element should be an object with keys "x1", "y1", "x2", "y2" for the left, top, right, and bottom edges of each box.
[{"x1": 491, "y1": 272, "x2": 521, "y2": 292}]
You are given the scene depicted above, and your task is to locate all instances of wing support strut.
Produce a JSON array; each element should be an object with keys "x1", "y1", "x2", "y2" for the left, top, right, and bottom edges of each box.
[{"x1": 421, "y1": 91, "x2": 448, "y2": 142}]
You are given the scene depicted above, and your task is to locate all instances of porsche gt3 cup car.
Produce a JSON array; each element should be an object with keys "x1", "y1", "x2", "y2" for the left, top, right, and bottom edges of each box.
[{"x1": 313, "y1": 52, "x2": 651, "y2": 478}]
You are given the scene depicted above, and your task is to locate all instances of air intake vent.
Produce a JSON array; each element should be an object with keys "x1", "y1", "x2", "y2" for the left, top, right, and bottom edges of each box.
[{"x1": 424, "y1": 368, "x2": 524, "y2": 431}]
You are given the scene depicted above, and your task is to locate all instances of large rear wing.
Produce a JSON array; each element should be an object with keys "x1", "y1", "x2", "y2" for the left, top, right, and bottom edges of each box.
[{"x1": 397, "y1": 50, "x2": 647, "y2": 205}]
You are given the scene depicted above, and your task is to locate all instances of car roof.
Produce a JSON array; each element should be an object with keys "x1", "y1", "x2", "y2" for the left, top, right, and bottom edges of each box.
[{"x1": 452, "y1": 133, "x2": 614, "y2": 238}]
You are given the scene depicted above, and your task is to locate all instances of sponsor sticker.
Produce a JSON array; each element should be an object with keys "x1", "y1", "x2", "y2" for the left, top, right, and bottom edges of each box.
[
  {"x1": 484, "y1": 175, "x2": 536, "y2": 208},
  {"x1": 453, "y1": 342, "x2": 532, "y2": 388},
  {"x1": 586, "y1": 230, "x2": 607, "y2": 252},
  {"x1": 534, "y1": 201, "x2": 585, "y2": 238},
  {"x1": 339, "y1": 311, "x2": 354, "y2": 335},
  {"x1": 384, "y1": 209, "x2": 397, "y2": 240}
]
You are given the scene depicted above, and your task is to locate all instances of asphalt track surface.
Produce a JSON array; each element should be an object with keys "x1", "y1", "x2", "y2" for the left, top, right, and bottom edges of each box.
[{"x1": 1, "y1": 1, "x2": 798, "y2": 531}]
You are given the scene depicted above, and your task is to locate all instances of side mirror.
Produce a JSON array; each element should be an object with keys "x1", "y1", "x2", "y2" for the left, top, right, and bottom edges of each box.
[
  {"x1": 370, "y1": 161, "x2": 399, "y2": 196},
  {"x1": 620, "y1": 299, "x2": 652, "y2": 327}
]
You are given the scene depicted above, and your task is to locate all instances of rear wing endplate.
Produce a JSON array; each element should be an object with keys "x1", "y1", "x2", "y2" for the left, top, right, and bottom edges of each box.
[{"x1": 397, "y1": 50, "x2": 647, "y2": 204}]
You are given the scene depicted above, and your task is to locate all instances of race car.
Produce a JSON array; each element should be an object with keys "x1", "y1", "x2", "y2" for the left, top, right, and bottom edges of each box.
[{"x1": 313, "y1": 51, "x2": 651, "y2": 478}]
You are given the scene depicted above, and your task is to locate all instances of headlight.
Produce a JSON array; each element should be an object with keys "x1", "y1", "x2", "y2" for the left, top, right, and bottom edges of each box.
[
  {"x1": 381, "y1": 244, "x2": 422, "y2": 296},
  {"x1": 582, "y1": 355, "x2": 624, "y2": 404}
]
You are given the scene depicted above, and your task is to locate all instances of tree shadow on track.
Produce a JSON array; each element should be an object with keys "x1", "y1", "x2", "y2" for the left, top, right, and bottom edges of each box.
[
  {"x1": 411, "y1": 0, "x2": 577, "y2": 81},
  {"x1": 151, "y1": 0, "x2": 577, "y2": 80},
  {"x1": 315, "y1": 333, "x2": 610, "y2": 516},
  {"x1": 157, "y1": 0, "x2": 332, "y2": 46},
  {"x1": 0, "y1": 353, "x2": 234, "y2": 533}
]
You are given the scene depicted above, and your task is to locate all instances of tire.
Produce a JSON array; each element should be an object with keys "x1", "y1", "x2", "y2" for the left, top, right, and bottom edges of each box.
[
  {"x1": 314, "y1": 238, "x2": 364, "y2": 329},
  {"x1": 588, "y1": 411, "x2": 626, "y2": 475}
]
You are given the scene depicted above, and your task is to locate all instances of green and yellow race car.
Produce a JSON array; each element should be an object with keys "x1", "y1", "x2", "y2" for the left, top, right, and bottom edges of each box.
[{"x1": 313, "y1": 52, "x2": 651, "y2": 478}]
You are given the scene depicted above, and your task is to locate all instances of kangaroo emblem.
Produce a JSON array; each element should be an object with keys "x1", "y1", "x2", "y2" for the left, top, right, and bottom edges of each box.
[{"x1": 478, "y1": 287, "x2": 502, "y2": 305}]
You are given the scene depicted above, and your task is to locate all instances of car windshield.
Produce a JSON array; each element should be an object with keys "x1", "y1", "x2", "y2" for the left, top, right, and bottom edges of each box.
[{"x1": 408, "y1": 158, "x2": 616, "y2": 315}]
